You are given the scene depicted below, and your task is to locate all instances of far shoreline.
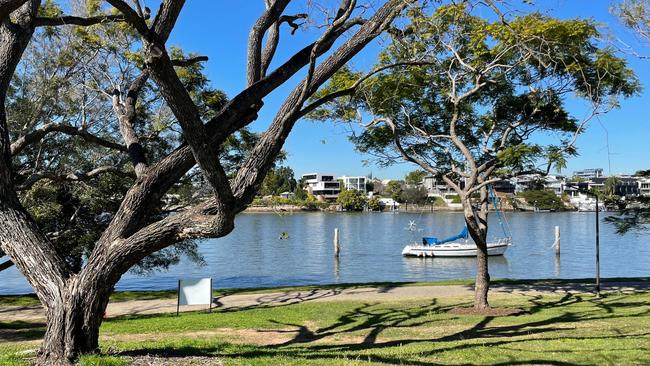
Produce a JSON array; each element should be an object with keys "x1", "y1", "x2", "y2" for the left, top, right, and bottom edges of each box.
[{"x1": 241, "y1": 205, "x2": 589, "y2": 213}]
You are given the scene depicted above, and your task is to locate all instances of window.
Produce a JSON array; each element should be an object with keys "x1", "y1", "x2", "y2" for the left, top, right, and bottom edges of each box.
[
  {"x1": 322, "y1": 176, "x2": 334, "y2": 181},
  {"x1": 303, "y1": 174, "x2": 317, "y2": 180}
]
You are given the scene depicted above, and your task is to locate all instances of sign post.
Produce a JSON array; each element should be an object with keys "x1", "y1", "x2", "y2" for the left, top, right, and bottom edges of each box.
[{"x1": 177, "y1": 278, "x2": 213, "y2": 315}]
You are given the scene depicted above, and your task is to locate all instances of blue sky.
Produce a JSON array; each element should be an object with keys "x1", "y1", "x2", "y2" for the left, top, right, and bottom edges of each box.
[{"x1": 166, "y1": 0, "x2": 649, "y2": 180}]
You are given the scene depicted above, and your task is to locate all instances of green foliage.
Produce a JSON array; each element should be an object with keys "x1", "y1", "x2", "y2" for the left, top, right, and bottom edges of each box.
[
  {"x1": 603, "y1": 177, "x2": 621, "y2": 197},
  {"x1": 385, "y1": 180, "x2": 404, "y2": 203},
  {"x1": 518, "y1": 190, "x2": 565, "y2": 211},
  {"x1": 293, "y1": 185, "x2": 307, "y2": 201},
  {"x1": 606, "y1": 197, "x2": 650, "y2": 234},
  {"x1": 402, "y1": 186, "x2": 429, "y2": 204},
  {"x1": 336, "y1": 189, "x2": 367, "y2": 211},
  {"x1": 250, "y1": 192, "x2": 329, "y2": 210},
  {"x1": 635, "y1": 169, "x2": 650, "y2": 177},
  {"x1": 404, "y1": 170, "x2": 427, "y2": 185},
  {"x1": 259, "y1": 166, "x2": 297, "y2": 197},
  {"x1": 5, "y1": 18, "x2": 260, "y2": 275},
  {"x1": 615, "y1": 0, "x2": 650, "y2": 44},
  {"x1": 313, "y1": 4, "x2": 638, "y2": 182},
  {"x1": 306, "y1": 66, "x2": 362, "y2": 122},
  {"x1": 432, "y1": 196, "x2": 446, "y2": 206},
  {"x1": 367, "y1": 196, "x2": 381, "y2": 211}
]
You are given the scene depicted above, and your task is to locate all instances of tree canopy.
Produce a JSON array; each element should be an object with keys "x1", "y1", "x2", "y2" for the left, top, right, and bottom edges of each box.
[{"x1": 405, "y1": 169, "x2": 427, "y2": 185}]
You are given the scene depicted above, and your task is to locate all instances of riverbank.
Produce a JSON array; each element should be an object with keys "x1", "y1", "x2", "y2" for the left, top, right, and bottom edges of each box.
[
  {"x1": 2, "y1": 277, "x2": 648, "y2": 321},
  {"x1": 1, "y1": 278, "x2": 649, "y2": 365}
]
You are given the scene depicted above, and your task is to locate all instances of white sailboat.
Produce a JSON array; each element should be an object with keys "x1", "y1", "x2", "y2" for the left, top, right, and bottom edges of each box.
[
  {"x1": 402, "y1": 188, "x2": 512, "y2": 257},
  {"x1": 401, "y1": 237, "x2": 511, "y2": 257}
]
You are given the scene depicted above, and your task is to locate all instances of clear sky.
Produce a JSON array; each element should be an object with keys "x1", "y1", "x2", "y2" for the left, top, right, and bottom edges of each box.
[{"x1": 166, "y1": 0, "x2": 649, "y2": 180}]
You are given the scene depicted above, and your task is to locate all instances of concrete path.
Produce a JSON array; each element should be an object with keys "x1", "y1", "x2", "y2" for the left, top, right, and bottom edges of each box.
[{"x1": 1, "y1": 281, "x2": 648, "y2": 322}]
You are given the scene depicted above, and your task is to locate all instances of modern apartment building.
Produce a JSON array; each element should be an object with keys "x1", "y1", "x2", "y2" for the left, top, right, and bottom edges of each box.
[
  {"x1": 422, "y1": 176, "x2": 457, "y2": 197},
  {"x1": 302, "y1": 173, "x2": 340, "y2": 200},
  {"x1": 573, "y1": 168, "x2": 604, "y2": 180},
  {"x1": 340, "y1": 176, "x2": 367, "y2": 193}
]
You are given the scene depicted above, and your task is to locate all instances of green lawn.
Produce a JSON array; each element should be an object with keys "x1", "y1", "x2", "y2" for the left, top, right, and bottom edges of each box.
[{"x1": 1, "y1": 288, "x2": 650, "y2": 365}]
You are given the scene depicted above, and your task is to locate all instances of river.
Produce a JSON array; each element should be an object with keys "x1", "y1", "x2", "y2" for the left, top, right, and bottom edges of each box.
[{"x1": 1, "y1": 211, "x2": 649, "y2": 295}]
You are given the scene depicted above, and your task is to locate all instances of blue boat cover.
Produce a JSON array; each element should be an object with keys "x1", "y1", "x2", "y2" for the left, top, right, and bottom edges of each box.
[{"x1": 422, "y1": 226, "x2": 468, "y2": 245}]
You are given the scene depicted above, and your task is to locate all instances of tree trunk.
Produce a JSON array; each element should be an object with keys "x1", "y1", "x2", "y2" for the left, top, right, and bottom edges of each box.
[
  {"x1": 36, "y1": 283, "x2": 110, "y2": 366},
  {"x1": 473, "y1": 239, "x2": 490, "y2": 309},
  {"x1": 462, "y1": 188, "x2": 490, "y2": 310}
]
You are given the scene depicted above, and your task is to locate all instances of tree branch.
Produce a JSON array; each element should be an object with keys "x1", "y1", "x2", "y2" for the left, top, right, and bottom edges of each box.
[
  {"x1": 231, "y1": 0, "x2": 413, "y2": 207},
  {"x1": 298, "y1": 61, "x2": 434, "y2": 118},
  {"x1": 170, "y1": 55, "x2": 208, "y2": 67},
  {"x1": 247, "y1": 0, "x2": 292, "y2": 86},
  {"x1": 92, "y1": 0, "x2": 410, "y2": 260},
  {"x1": 105, "y1": 0, "x2": 149, "y2": 36},
  {"x1": 0, "y1": 258, "x2": 13, "y2": 272},
  {"x1": 152, "y1": 0, "x2": 185, "y2": 42},
  {"x1": 0, "y1": 0, "x2": 28, "y2": 20},
  {"x1": 10, "y1": 123, "x2": 127, "y2": 156},
  {"x1": 260, "y1": 13, "x2": 308, "y2": 78},
  {"x1": 33, "y1": 14, "x2": 125, "y2": 27},
  {"x1": 111, "y1": 71, "x2": 150, "y2": 177},
  {"x1": 18, "y1": 166, "x2": 135, "y2": 190}
]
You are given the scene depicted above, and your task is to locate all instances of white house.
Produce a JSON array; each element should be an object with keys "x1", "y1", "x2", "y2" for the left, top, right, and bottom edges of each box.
[
  {"x1": 639, "y1": 178, "x2": 650, "y2": 197},
  {"x1": 302, "y1": 173, "x2": 340, "y2": 200},
  {"x1": 543, "y1": 175, "x2": 564, "y2": 196},
  {"x1": 423, "y1": 176, "x2": 455, "y2": 197},
  {"x1": 378, "y1": 197, "x2": 400, "y2": 211},
  {"x1": 339, "y1": 176, "x2": 367, "y2": 193}
]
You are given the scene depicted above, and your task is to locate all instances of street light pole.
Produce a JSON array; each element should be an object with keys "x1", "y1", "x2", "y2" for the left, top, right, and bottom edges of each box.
[
  {"x1": 595, "y1": 194, "x2": 601, "y2": 298},
  {"x1": 566, "y1": 183, "x2": 602, "y2": 298}
]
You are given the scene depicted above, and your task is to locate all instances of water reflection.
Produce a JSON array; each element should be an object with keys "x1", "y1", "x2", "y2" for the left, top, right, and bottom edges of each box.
[{"x1": 402, "y1": 255, "x2": 510, "y2": 279}]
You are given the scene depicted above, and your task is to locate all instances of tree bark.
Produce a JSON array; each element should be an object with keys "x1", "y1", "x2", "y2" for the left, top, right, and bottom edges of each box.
[
  {"x1": 35, "y1": 278, "x2": 111, "y2": 366},
  {"x1": 462, "y1": 187, "x2": 490, "y2": 309}
]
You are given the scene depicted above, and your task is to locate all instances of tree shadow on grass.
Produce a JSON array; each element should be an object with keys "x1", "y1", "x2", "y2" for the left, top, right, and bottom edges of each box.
[
  {"x1": 213, "y1": 287, "x2": 344, "y2": 312},
  {"x1": 116, "y1": 292, "x2": 650, "y2": 365},
  {"x1": 0, "y1": 321, "x2": 45, "y2": 342}
]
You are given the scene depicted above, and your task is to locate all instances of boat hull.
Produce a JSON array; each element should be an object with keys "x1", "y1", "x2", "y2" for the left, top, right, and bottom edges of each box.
[{"x1": 402, "y1": 239, "x2": 510, "y2": 257}]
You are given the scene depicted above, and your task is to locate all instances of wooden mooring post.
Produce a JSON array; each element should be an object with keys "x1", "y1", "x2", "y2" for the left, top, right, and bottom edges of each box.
[
  {"x1": 554, "y1": 226, "x2": 561, "y2": 256},
  {"x1": 334, "y1": 228, "x2": 340, "y2": 257}
]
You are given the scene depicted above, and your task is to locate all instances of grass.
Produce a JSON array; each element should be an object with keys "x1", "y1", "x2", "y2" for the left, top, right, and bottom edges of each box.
[
  {"x1": 2, "y1": 276, "x2": 649, "y2": 307},
  {"x1": 2, "y1": 283, "x2": 650, "y2": 365}
]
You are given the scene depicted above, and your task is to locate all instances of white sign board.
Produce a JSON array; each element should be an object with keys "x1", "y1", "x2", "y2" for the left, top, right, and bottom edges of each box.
[{"x1": 177, "y1": 278, "x2": 212, "y2": 314}]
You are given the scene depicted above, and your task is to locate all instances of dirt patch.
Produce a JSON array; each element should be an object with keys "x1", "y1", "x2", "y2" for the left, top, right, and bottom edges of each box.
[
  {"x1": 103, "y1": 327, "x2": 302, "y2": 346},
  {"x1": 125, "y1": 355, "x2": 223, "y2": 366},
  {"x1": 448, "y1": 307, "x2": 526, "y2": 316}
]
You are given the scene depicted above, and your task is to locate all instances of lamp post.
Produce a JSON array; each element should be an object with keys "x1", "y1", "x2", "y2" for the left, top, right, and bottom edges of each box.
[
  {"x1": 567, "y1": 184, "x2": 601, "y2": 298},
  {"x1": 595, "y1": 193, "x2": 601, "y2": 298}
]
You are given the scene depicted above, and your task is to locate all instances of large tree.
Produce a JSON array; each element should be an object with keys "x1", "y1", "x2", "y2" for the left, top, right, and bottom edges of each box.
[
  {"x1": 0, "y1": 12, "x2": 230, "y2": 275},
  {"x1": 605, "y1": 1, "x2": 650, "y2": 232},
  {"x1": 0, "y1": 0, "x2": 413, "y2": 364},
  {"x1": 311, "y1": 3, "x2": 638, "y2": 309}
]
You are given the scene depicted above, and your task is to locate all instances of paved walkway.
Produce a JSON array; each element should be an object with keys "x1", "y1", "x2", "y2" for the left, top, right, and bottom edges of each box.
[{"x1": 1, "y1": 281, "x2": 648, "y2": 322}]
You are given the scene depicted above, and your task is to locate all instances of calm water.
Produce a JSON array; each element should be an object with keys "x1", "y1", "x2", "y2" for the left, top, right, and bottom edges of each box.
[{"x1": 1, "y1": 212, "x2": 649, "y2": 295}]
